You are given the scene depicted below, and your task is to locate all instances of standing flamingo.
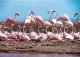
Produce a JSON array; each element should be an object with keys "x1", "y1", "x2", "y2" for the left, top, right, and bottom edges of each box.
[
  {"x1": 57, "y1": 14, "x2": 71, "y2": 32},
  {"x1": 24, "y1": 11, "x2": 35, "y2": 34},
  {"x1": 48, "y1": 10, "x2": 58, "y2": 33},
  {"x1": 64, "y1": 21, "x2": 73, "y2": 33},
  {"x1": 74, "y1": 13, "x2": 80, "y2": 31},
  {"x1": 44, "y1": 21, "x2": 52, "y2": 36},
  {"x1": 34, "y1": 16, "x2": 44, "y2": 35}
]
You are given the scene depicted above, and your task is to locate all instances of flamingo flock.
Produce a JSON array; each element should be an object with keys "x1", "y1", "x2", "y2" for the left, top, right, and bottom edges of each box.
[{"x1": 0, "y1": 10, "x2": 80, "y2": 41}]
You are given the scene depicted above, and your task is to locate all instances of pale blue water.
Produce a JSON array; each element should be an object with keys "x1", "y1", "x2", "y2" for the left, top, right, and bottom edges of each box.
[
  {"x1": 0, "y1": 54, "x2": 80, "y2": 57},
  {"x1": 0, "y1": 0, "x2": 80, "y2": 22}
]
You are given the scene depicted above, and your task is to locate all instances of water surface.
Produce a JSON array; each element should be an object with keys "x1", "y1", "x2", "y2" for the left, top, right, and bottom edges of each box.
[{"x1": 0, "y1": 54, "x2": 80, "y2": 57}]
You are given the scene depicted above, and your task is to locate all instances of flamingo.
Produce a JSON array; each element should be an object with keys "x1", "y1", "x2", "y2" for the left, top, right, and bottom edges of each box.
[
  {"x1": 24, "y1": 11, "x2": 35, "y2": 34},
  {"x1": 0, "y1": 31, "x2": 7, "y2": 39},
  {"x1": 74, "y1": 13, "x2": 80, "y2": 32},
  {"x1": 48, "y1": 10, "x2": 58, "y2": 33},
  {"x1": 48, "y1": 10, "x2": 58, "y2": 22},
  {"x1": 64, "y1": 21, "x2": 73, "y2": 33},
  {"x1": 6, "y1": 17, "x2": 15, "y2": 24},
  {"x1": 6, "y1": 13, "x2": 18, "y2": 33},
  {"x1": 30, "y1": 31, "x2": 37, "y2": 40},
  {"x1": 62, "y1": 26, "x2": 74, "y2": 40},
  {"x1": 44, "y1": 21, "x2": 52, "y2": 36},
  {"x1": 53, "y1": 33, "x2": 63, "y2": 40},
  {"x1": 74, "y1": 32, "x2": 80, "y2": 40},
  {"x1": 57, "y1": 14, "x2": 70, "y2": 24},
  {"x1": 48, "y1": 32, "x2": 54, "y2": 39},
  {"x1": 34, "y1": 16, "x2": 44, "y2": 35},
  {"x1": 57, "y1": 14, "x2": 71, "y2": 32},
  {"x1": 15, "y1": 13, "x2": 19, "y2": 22},
  {"x1": 54, "y1": 21, "x2": 63, "y2": 33}
]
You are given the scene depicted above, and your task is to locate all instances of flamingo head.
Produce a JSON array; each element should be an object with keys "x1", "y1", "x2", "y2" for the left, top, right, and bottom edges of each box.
[
  {"x1": 74, "y1": 13, "x2": 79, "y2": 17},
  {"x1": 52, "y1": 10, "x2": 58, "y2": 13},
  {"x1": 15, "y1": 13, "x2": 19, "y2": 17},
  {"x1": 48, "y1": 10, "x2": 52, "y2": 14},
  {"x1": 30, "y1": 11, "x2": 34, "y2": 16}
]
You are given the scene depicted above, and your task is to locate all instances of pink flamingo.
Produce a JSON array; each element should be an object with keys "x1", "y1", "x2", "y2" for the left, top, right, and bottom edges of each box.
[
  {"x1": 6, "y1": 17, "x2": 15, "y2": 24},
  {"x1": 48, "y1": 10, "x2": 58, "y2": 22},
  {"x1": 44, "y1": 21, "x2": 52, "y2": 36},
  {"x1": 6, "y1": 13, "x2": 19, "y2": 24},
  {"x1": 62, "y1": 26, "x2": 74, "y2": 40},
  {"x1": 17, "y1": 25, "x2": 22, "y2": 40},
  {"x1": 57, "y1": 14, "x2": 71, "y2": 32},
  {"x1": 57, "y1": 14, "x2": 70, "y2": 24},
  {"x1": 34, "y1": 16, "x2": 44, "y2": 35},
  {"x1": 74, "y1": 13, "x2": 80, "y2": 31},
  {"x1": 0, "y1": 31, "x2": 7, "y2": 39},
  {"x1": 15, "y1": 13, "x2": 19, "y2": 22},
  {"x1": 74, "y1": 32, "x2": 80, "y2": 40},
  {"x1": 48, "y1": 10, "x2": 58, "y2": 33},
  {"x1": 64, "y1": 21, "x2": 73, "y2": 33},
  {"x1": 24, "y1": 11, "x2": 35, "y2": 34},
  {"x1": 54, "y1": 21, "x2": 63, "y2": 33}
]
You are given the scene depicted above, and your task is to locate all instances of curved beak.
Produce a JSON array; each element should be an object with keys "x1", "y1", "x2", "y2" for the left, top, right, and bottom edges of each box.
[{"x1": 15, "y1": 13, "x2": 19, "y2": 17}]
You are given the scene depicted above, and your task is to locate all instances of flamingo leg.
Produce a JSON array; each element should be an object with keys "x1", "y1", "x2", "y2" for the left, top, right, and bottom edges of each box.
[
  {"x1": 28, "y1": 25, "x2": 31, "y2": 34},
  {"x1": 52, "y1": 24, "x2": 54, "y2": 33},
  {"x1": 78, "y1": 27, "x2": 80, "y2": 32},
  {"x1": 37, "y1": 24, "x2": 39, "y2": 35}
]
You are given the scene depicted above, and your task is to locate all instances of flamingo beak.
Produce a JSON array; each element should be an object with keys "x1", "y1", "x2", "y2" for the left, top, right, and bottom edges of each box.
[
  {"x1": 18, "y1": 14, "x2": 19, "y2": 16},
  {"x1": 15, "y1": 13, "x2": 19, "y2": 16},
  {"x1": 33, "y1": 12, "x2": 34, "y2": 15}
]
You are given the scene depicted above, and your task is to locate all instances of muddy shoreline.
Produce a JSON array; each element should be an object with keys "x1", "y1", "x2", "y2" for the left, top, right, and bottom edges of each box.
[{"x1": 0, "y1": 39, "x2": 80, "y2": 54}]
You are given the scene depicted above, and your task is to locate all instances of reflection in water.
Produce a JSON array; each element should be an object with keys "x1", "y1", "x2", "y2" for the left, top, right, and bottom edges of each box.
[{"x1": 0, "y1": 54, "x2": 80, "y2": 57}]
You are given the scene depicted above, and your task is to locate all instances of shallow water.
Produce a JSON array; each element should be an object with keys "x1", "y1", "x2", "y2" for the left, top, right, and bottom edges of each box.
[{"x1": 0, "y1": 54, "x2": 80, "y2": 57}]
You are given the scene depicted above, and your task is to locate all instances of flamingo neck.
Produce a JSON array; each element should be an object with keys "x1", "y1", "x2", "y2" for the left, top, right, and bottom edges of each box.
[
  {"x1": 23, "y1": 26, "x2": 24, "y2": 33},
  {"x1": 76, "y1": 14, "x2": 79, "y2": 24},
  {"x1": 49, "y1": 15, "x2": 52, "y2": 22},
  {"x1": 64, "y1": 27, "x2": 65, "y2": 33},
  {"x1": 55, "y1": 12, "x2": 58, "y2": 19},
  {"x1": 15, "y1": 16, "x2": 18, "y2": 22},
  {"x1": 37, "y1": 24, "x2": 39, "y2": 35}
]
